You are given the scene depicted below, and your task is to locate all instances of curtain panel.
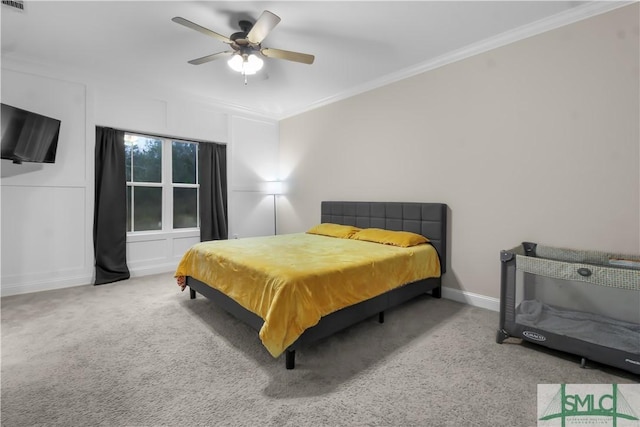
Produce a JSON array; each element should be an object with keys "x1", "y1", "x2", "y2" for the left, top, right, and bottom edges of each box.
[
  {"x1": 93, "y1": 127, "x2": 130, "y2": 285},
  {"x1": 199, "y1": 142, "x2": 228, "y2": 241}
]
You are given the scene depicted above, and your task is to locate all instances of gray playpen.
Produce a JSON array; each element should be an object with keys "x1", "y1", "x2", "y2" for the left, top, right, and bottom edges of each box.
[{"x1": 497, "y1": 242, "x2": 640, "y2": 375}]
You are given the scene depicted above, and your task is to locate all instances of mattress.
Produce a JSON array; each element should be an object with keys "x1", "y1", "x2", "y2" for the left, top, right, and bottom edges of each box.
[
  {"x1": 175, "y1": 232, "x2": 441, "y2": 357},
  {"x1": 516, "y1": 299, "x2": 640, "y2": 354}
]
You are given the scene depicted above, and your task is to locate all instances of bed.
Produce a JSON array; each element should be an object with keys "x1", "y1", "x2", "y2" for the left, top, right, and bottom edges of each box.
[{"x1": 177, "y1": 201, "x2": 448, "y2": 369}]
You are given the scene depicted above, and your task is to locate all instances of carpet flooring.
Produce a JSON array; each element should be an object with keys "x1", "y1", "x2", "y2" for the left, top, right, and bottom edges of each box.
[{"x1": 1, "y1": 273, "x2": 637, "y2": 426}]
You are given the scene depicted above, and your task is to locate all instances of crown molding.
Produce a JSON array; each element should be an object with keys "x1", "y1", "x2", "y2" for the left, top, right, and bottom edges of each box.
[
  {"x1": 277, "y1": 1, "x2": 635, "y2": 120},
  {"x1": 1, "y1": 55, "x2": 278, "y2": 121},
  {"x1": 3, "y1": 1, "x2": 633, "y2": 122}
]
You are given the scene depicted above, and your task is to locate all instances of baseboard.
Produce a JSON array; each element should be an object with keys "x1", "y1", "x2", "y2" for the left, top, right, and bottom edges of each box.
[
  {"x1": 2, "y1": 266, "x2": 500, "y2": 313},
  {"x1": 441, "y1": 286, "x2": 500, "y2": 312},
  {"x1": 128, "y1": 262, "x2": 177, "y2": 278},
  {"x1": 1, "y1": 273, "x2": 93, "y2": 297},
  {"x1": 1, "y1": 263, "x2": 177, "y2": 297}
]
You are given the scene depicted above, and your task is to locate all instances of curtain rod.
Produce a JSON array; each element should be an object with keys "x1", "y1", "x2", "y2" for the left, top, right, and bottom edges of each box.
[{"x1": 95, "y1": 125, "x2": 226, "y2": 146}]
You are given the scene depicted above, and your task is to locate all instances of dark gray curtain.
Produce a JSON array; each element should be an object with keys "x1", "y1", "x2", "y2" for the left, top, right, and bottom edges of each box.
[
  {"x1": 198, "y1": 142, "x2": 228, "y2": 241},
  {"x1": 93, "y1": 127, "x2": 130, "y2": 285}
]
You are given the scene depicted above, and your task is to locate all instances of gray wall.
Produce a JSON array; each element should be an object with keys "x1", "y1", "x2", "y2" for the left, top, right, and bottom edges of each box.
[{"x1": 278, "y1": 4, "x2": 640, "y2": 303}]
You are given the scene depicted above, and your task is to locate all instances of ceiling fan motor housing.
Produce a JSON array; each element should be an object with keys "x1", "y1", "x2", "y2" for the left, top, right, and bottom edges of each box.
[
  {"x1": 238, "y1": 20, "x2": 253, "y2": 33},
  {"x1": 230, "y1": 20, "x2": 256, "y2": 52}
]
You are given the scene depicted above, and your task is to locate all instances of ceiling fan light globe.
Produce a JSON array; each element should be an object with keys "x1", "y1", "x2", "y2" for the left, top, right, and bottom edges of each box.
[
  {"x1": 228, "y1": 53, "x2": 263, "y2": 75},
  {"x1": 246, "y1": 54, "x2": 264, "y2": 72},
  {"x1": 227, "y1": 54, "x2": 245, "y2": 72}
]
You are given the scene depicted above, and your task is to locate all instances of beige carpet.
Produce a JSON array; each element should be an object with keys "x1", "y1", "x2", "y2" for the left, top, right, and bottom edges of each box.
[{"x1": 1, "y1": 273, "x2": 636, "y2": 426}]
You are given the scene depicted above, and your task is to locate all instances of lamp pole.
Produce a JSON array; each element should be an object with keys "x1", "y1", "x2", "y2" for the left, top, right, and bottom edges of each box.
[
  {"x1": 265, "y1": 181, "x2": 283, "y2": 235},
  {"x1": 273, "y1": 193, "x2": 277, "y2": 235}
]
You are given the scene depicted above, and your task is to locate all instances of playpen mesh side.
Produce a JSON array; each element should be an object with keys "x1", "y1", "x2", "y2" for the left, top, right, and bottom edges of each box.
[{"x1": 511, "y1": 246, "x2": 640, "y2": 291}]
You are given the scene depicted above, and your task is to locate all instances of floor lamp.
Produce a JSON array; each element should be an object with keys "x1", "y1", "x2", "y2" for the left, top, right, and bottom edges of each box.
[{"x1": 265, "y1": 181, "x2": 283, "y2": 235}]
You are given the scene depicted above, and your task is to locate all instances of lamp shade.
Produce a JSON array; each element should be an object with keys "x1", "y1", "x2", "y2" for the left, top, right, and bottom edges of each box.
[{"x1": 264, "y1": 181, "x2": 284, "y2": 195}]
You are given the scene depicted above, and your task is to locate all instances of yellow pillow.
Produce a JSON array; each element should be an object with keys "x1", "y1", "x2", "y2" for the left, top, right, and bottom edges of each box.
[
  {"x1": 351, "y1": 228, "x2": 429, "y2": 247},
  {"x1": 306, "y1": 223, "x2": 361, "y2": 239}
]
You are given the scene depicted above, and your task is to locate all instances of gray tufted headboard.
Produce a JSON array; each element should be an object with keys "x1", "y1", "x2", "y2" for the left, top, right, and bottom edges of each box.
[{"x1": 321, "y1": 201, "x2": 448, "y2": 274}]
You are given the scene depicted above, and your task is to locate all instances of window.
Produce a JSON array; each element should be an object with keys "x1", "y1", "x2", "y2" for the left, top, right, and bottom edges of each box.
[
  {"x1": 125, "y1": 133, "x2": 199, "y2": 233},
  {"x1": 172, "y1": 141, "x2": 199, "y2": 229}
]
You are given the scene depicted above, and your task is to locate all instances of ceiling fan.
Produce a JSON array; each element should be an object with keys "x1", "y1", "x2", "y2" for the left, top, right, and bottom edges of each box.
[{"x1": 172, "y1": 10, "x2": 315, "y2": 83}]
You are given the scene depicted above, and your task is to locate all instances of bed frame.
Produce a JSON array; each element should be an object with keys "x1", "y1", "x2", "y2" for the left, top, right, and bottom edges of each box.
[{"x1": 187, "y1": 201, "x2": 448, "y2": 369}]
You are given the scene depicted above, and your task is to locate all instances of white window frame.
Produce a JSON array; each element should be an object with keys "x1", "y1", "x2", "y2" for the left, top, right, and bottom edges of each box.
[
  {"x1": 170, "y1": 139, "x2": 200, "y2": 232},
  {"x1": 125, "y1": 132, "x2": 200, "y2": 238}
]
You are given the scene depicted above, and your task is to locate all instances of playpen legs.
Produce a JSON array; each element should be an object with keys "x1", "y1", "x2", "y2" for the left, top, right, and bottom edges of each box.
[{"x1": 496, "y1": 329, "x2": 509, "y2": 344}]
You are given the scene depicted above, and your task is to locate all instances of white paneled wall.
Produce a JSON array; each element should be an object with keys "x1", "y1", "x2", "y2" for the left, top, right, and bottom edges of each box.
[
  {"x1": 1, "y1": 70, "x2": 92, "y2": 295},
  {"x1": 229, "y1": 116, "x2": 280, "y2": 238},
  {"x1": 1, "y1": 65, "x2": 279, "y2": 296},
  {"x1": 1, "y1": 185, "x2": 88, "y2": 292}
]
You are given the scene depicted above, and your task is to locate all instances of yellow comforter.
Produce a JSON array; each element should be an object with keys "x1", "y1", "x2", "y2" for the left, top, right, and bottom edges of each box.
[{"x1": 175, "y1": 233, "x2": 441, "y2": 357}]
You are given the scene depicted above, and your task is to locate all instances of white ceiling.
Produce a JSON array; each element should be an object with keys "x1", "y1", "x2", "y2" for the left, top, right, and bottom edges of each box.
[{"x1": 0, "y1": 1, "x2": 626, "y2": 119}]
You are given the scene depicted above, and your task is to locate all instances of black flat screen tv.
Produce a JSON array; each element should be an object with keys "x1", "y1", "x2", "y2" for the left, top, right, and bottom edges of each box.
[{"x1": 1, "y1": 103, "x2": 61, "y2": 164}]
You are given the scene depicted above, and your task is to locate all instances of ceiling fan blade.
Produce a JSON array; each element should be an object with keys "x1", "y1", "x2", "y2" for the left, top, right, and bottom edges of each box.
[
  {"x1": 172, "y1": 17, "x2": 232, "y2": 44},
  {"x1": 261, "y1": 48, "x2": 315, "y2": 65},
  {"x1": 188, "y1": 51, "x2": 233, "y2": 65},
  {"x1": 246, "y1": 10, "x2": 281, "y2": 45}
]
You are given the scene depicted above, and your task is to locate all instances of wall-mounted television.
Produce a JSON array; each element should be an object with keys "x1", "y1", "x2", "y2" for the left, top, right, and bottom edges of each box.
[{"x1": 1, "y1": 103, "x2": 61, "y2": 164}]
